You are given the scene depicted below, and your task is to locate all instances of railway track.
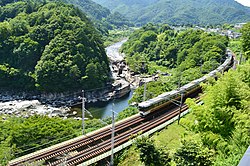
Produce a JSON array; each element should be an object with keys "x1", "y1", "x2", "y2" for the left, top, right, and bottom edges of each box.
[
  {"x1": 8, "y1": 116, "x2": 143, "y2": 166},
  {"x1": 9, "y1": 95, "x2": 198, "y2": 166},
  {"x1": 54, "y1": 104, "x2": 190, "y2": 166},
  {"x1": 8, "y1": 50, "x2": 233, "y2": 166}
]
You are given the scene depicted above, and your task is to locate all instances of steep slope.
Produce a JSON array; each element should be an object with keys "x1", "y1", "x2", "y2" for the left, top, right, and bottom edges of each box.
[
  {"x1": 0, "y1": 0, "x2": 132, "y2": 33},
  {"x1": 92, "y1": 0, "x2": 250, "y2": 25},
  {"x1": 64, "y1": 0, "x2": 110, "y2": 20},
  {"x1": 0, "y1": 1, "x2": 110, "y2": 92},
  {"x1": 62, "y1": 0, "x2": 133, "y2": 31}
]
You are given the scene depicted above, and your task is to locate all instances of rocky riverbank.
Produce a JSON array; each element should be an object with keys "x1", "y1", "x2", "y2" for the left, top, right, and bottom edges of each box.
[
  {"x1": 0, "y1": 40, "x2": 132, "y2": 118},
  {"x1": 0, "y1": 38, "x2": 162, "y2": 118},
  {"x1": 0, "y1": 100, "x2": 70, "y2": 118}
]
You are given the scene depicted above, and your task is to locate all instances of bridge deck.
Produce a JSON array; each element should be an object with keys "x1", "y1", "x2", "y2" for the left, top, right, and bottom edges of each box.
[
  {"x1": 78, "y1": 108, "x2": 191, "y2": 166},
  {"x1": 8, "y1": 114, "x2": 138, "y2": 165}
]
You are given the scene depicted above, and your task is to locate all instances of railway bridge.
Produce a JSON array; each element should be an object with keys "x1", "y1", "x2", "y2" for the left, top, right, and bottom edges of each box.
[
  {"x1": 8, "y1": 50, "x2": 235, "y2": 166},
  {"x1": 8, "y1": 96, "x2": 197, "y2": 166}
]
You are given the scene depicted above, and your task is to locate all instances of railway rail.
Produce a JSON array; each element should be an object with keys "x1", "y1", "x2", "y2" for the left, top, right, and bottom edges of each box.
[
  {"x1": 9, "y1": 50, "x2": 234, "y2": 166},
  {"x1": 9, "y1": 93, "x2": 199, "y2": 166},
  {"x1": 65, "y1": 104, "x2": 190, "y2": 166},
  {"x1": 8, "y1": 115, "x2": 143, "y2": 166}
]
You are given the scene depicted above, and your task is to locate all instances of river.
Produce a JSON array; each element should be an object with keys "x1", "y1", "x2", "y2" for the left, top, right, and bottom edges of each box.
[
  {"x1": 105, "y1": 39, "x2": 127, "y2": 62},
  {"x1": 0, "y1": 40, "x2": 133, "y2": 118},
  {"x1": 71, "y1": 90, "x2": 133, "y2": 119},
  {"x1": 71, "y1": 39, "x2": 134, "y2": 119}
]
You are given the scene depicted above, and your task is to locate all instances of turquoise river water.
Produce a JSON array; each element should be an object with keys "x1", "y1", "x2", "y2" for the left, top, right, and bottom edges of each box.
[{"x1": 71, "y1": 90, "x2": 133, "y2": 119}]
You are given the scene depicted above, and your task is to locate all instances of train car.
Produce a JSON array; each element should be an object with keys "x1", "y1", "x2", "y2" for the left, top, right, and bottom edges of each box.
[
  {"x1": 139, "y1": 90, "x2": 180, "y2": 117},
  {"x1": 138, "y1": 51, "x2": 233, "y2": 117}
]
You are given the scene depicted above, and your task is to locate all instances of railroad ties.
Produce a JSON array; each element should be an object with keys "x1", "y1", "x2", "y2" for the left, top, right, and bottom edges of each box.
[{"x1": 8, "y1": 97, "x2": 200, "y2": 166}]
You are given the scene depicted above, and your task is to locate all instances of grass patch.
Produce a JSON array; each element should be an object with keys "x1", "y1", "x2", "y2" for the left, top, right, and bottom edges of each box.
[
  {"x1": 117, "y1": 146, "x2": 142, "y2": 166},
  {"x1": 152, "y1": 112, "x2": 196, "y2": 153},
  {"x1": 117, "y1": 113, "x2": 195, "y2": 165},
  {"x1": 152, "y1": 121, "x2": 187, "y2": 150}
]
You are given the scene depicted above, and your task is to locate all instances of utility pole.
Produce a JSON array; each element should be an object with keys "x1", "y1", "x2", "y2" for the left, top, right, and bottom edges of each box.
[
  {"x1": 63, "y1": 153, "x2": 67, "y2": 166},
  {"x1": 143, "y1": 81, "x2": 147, "y2": 101},
  {"x1": 110, "y1": 101, "x2": 115, "y2": 166},
  {"x1": 177, "y1": 69, "x2": 184, "y2": 125},
  {"x1": 82, "y1": 90, "x2": 85, "y2": 135},
  {"x1": 178, "y1": 93, "x2": 184, "y2": 125},
  {"x1": 239, "y1": 51, "x2": 243, "y2": 65},
  {"x1": 178, "y1": 71, "x2": 182, "y2": 89}
]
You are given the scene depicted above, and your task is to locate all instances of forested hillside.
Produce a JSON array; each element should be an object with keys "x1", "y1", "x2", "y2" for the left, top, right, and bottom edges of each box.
[
  {"x1": 120, "y1": 61, "x2": 250, "y2": 166},
  {"x1": 122, "y1": 24, "x2": 228, "y2": 70},
  {"x1": 1, "y1": 0, "x2": 132, "y2": 34},
  {"x1": 117, "y1": 22, "x2": 250, "y2": 166},
  {"x1": 61, "y1": 0, "x2": 133, "y2": 34},
  {"x1": 241, "y1": 23, "x2": 250, "y2": 59},
  {"x1": 92, "y1": 0, "x2": 250, "y2": 25},
  {"x1": 0, "y1": 0, "x2": 110, "y2": 92},
  {"x1": 183, "y1": 62, "x2": 250, "y2": 165},
  {"x1": 122, "y1": 24, "x2": 228, "y2": 103}
]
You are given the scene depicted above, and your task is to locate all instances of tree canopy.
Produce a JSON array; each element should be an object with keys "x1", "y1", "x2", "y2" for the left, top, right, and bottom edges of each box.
[
  {"x1": 123, "y1": 24, "x2": 228, "y2": 103},
  {"x1": 241, "y1": 22, "x2": 250, "y2": 60},
  {"x1": 184, "y1": 61, "x2": 250, "y2": 165},
  {"x1": 92, "y1": 0, "x2": 250, "y2": 26},
  {"x1": 0, "y1": 1, "x2": 110, "y2": 92}
]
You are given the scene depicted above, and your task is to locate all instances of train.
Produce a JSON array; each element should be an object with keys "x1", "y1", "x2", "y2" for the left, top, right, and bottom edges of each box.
[{"x1": 138, "y1": 50, "x2": 234, "y2": 117}]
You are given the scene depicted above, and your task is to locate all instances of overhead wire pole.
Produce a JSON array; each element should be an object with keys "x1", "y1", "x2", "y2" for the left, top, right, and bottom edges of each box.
[
  {"x1": 178, "y1": 93, "x2": 184, "y2": 125},
  {"x1": 239, "y1": 51, "x2": 243, "y2": 65},
  {"x1": 177, "y1": 70, "x2": 183, "y2": 125},
  {"x1": 143, "y1": 81, "x2": 147, "y2": 101},
  {"x1": 110, "y1": 99, "x2": 115, "y2": 166},
  {"x1": 178, "y1": 71, "x2": 181, "y2": 89},
  {"x1": 82, "y1": 90, "x2": 85, "y2": 135}
]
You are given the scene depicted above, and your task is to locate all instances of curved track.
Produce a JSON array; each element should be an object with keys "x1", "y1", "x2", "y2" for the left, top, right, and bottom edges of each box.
[
  {"x1": 9, "y1": 51, "x2": 234, "y2": 166},
  {"x1": 8, "y1": 115, "x2": 142, "y2": 166},
  {"x1": 64, "y1": 104, "x2": 190, "y2": 166},
  {"x1": 9, "y1": 94, "x2": 196, "y2": 166}
]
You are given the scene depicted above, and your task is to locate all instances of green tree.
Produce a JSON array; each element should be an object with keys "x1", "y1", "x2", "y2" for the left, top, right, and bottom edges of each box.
[
  {"x1": 0, "y1": 1, "x2": 110, "y2": 92},
  {"x1": 241, "y1": 22, "x2": 250, "y2": 59},
  {"x1": 185, "y1": 61, "x2": 250, "y2": 165},
  {"x1": 85, "y1": 62, "x2": 100, "y2": 89},
  {"x1": 174, "y1": 138, "x2": 215, "y2": 166},
  {"x1": 187, "y1": 71, "x2": 249, "y2": 140},
  {"x1": 135, "y1": 136, "x2": 170, "y2": 166}
]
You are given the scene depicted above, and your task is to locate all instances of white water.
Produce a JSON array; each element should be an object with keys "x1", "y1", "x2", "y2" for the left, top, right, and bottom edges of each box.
[{"x1": 105, "y1": 39, "x2": 127, "y2": 62}]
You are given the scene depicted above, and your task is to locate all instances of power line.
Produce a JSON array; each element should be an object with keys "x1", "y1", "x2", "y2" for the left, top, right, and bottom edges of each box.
[
  {"x1": 69, "y1": 89, "x2": 132, "y2": 107},
  {"x1": 110, "y1": 101, "x2": 115, "y2": 166},
  {"x1": 14, "y1": 112, "x2": 110, "y2": 155},
  {"x1": 14, "y1": 133, "x2": 78, "y2": 156},
  {"x1": 14, "y1": 128, "x2": 78, "y2": 150},
  {"x1": 82, "y1": 90, "x2": 85, "y2": 135},
  {"x1": 5, "y1": 91, "x2": 132, "y2": 152}
]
